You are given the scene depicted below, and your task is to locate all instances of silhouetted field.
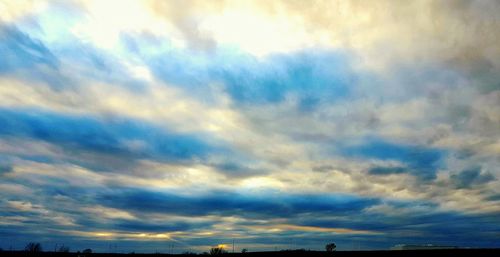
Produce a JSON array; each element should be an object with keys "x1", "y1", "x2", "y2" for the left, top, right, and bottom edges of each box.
[{"x1": 1, "y1": 249, "x2": 500, "y2": 257}]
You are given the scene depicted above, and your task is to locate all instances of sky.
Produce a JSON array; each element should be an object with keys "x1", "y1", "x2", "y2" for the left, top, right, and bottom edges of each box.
[{"x1": 0, "y1": 0, "x2": 499, "y2": 253}]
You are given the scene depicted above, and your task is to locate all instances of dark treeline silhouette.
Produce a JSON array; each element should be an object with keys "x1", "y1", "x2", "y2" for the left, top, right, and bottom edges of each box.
[
  {"x1": 0, "y1": 249, "x2": 499, "y2": 257},
  {"x1": 25, "y1": 242, "x2": 43, "y2": 253},
  {"x1": 0, "y1": 242, "x2": 497, "y2": 257}
]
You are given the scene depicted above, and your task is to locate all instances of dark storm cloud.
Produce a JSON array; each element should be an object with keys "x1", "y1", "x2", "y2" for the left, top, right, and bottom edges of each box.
[
  {"x1": 342, "y1": 139, "x2": 446, "y2": 180},
  {"x1": 112, "y1": 220, "x2": 212, "y2": 233},
  {"x1": 297, "y1": 201, "x2": 500, "y2": 246},
  {"x1": 485, "y1": 193, "x2": 500, "y2": 201},
  {"x1": 368, "y1": 166, "x2": 406, "y2": 175},
  {"x1": 0, "y1": 164, "x2": 13, "y2": 176},
  {"x1": 450, "y1": 166, "x2": 495, "y2": 189},
  {"x1": 98, "y1": 189, "x2": 379, "y2": 218},
  {"x1": 211, "y1": 162, "x2": 267, "y2": 178}
]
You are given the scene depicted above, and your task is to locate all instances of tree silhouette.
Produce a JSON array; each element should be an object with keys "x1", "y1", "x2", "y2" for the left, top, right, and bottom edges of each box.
[
  {"x1": 24, "y1": 242, "x2": 42, "y2": 254},
  {"x1": 326, "y1": 243, "x2": 336, "y2": 252},
  {"x1": 82, "y1": 248, "x2": 92, "y2": 254},
  {"x1": 210, "y1": 247, "x2": 227, "y2": 255},
  {"x1": 25, "y1": 242, "x2": 42, "y2": 253},
  {"x1": 58, "y1": 245, "x2": 70, "y2": 253}
]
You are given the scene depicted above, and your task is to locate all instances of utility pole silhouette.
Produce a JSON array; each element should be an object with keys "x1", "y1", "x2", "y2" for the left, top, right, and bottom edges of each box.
[{"x1": 232, "y1": 239, "x2": 235, "y2": 253}]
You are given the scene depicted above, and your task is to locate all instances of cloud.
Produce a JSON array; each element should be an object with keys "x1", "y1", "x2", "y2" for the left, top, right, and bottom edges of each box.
[
  {"x1": 211, "y1": 161, "x2": 267, "y2": 178},
  {"x1": 0, "y1": 24, "x2": 56, "y2": 70},
  {"x1": 272, "y1": 0, "x2": 500, "y2": 71},
  {"x1": 0, "y1": 108, "x2": 217, "y2": 163},
  {"x1": 299, "y1": 199, "x2": 500, "y2": 246},
  {"x1": 0, "y1": 24, "x2": 60, "y2": 86},
  {"x1": 0, "y1": 1, "x2": 48, "y2": 23},
  {"x1": 450, "y1": 166, "x2": 495, "y2": 189},
  {"x1": 341, "y1": 139, "x2": 446, "y2": 180},
  {"x1": 143, "y1": 47, "x2": 355, "y2": 105},
  {"x1": 98, "y1": 189, "x2": 379, "y2": 218},
  {"x1": 112, "y1": 219, "x2": 212, "y2": 233},
  {"x1": 134, "y1": 0, "x2": 500, "y2": 75},
  {"x1": 0, "y1": 164, "x2": 13, "y2": 176},
  {"x1": 368, "y1": 166, "x2": 406, "y2": 175},
  {"x1": 485, "y1": 193, "x2": 500, "y2": 202}
]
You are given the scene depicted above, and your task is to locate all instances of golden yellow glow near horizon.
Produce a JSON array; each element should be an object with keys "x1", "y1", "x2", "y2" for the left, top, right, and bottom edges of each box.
[{"x1": 217, "y1": 244, "x2": 229, "y2": 249}]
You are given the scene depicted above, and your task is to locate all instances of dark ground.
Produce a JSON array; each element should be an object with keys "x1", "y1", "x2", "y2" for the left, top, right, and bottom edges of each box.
[{"x1": 1, "y1": 249, "x2": 500, "y2": 257}]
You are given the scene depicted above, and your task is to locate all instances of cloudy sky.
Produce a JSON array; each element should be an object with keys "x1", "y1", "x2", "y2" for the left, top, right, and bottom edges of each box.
[{"x1": 1, "y1": 0, "x2": 499, "y2": 253}]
